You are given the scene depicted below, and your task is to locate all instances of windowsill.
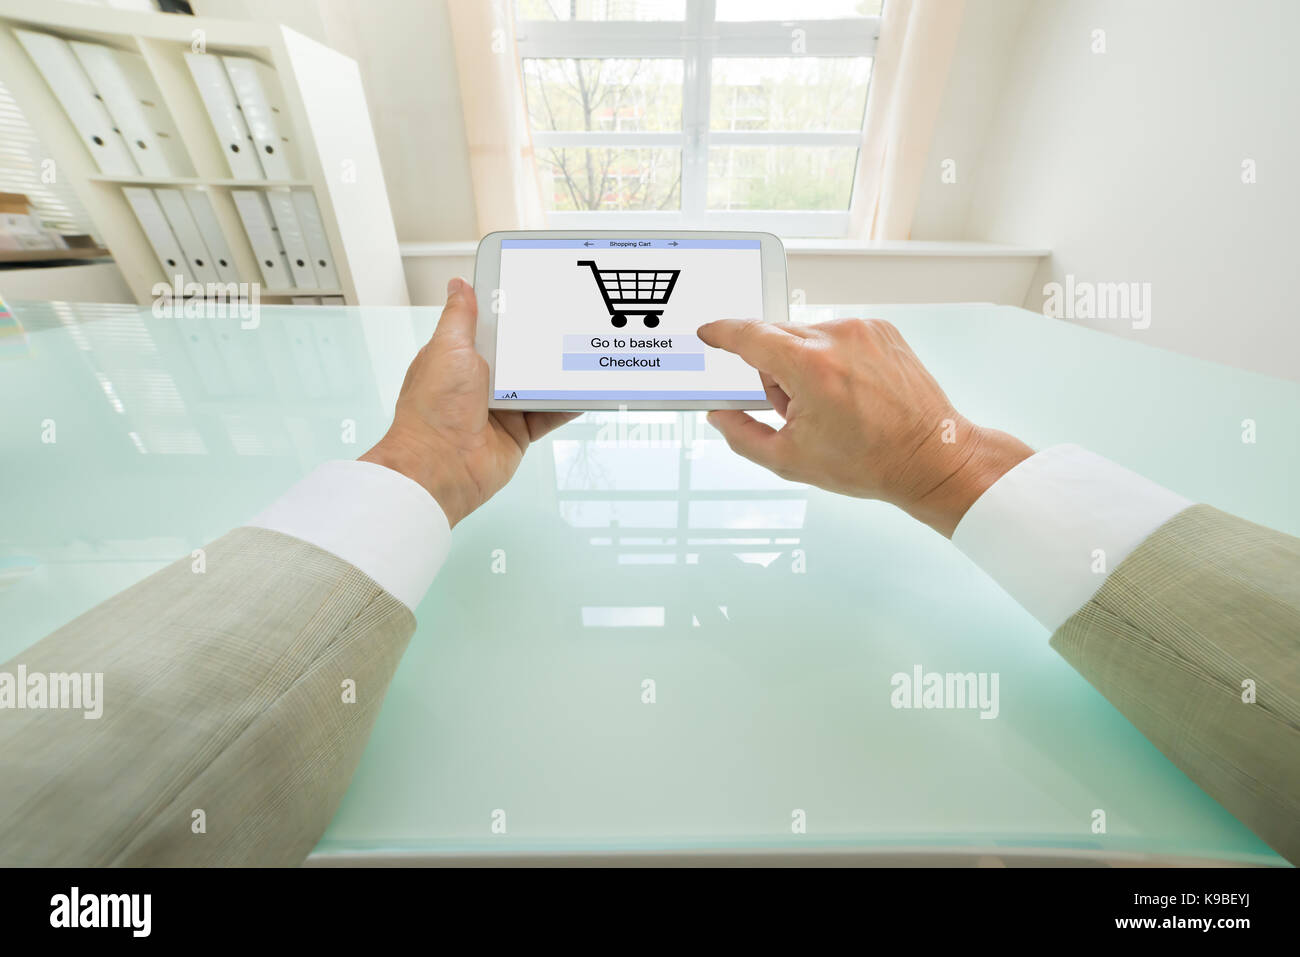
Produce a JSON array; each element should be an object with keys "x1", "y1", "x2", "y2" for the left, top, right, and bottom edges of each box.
[
  {"x1": 779, "y1": 239, "x2": 1049, "y2": 257},
  {"x1": 398, "y1": 240, "x2": 1048, "y2": 307},
  {"x1": 399, "y1": 240, "x2": 1049, "y2": 259},
  {"x1": 399, "y1": 241, "x2": 479, "y2": 257}
]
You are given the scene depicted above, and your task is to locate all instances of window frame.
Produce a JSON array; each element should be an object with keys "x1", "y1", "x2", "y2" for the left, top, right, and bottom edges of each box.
[{"x1": 515, "y1": 0, "x2": 880, "y2": 237}]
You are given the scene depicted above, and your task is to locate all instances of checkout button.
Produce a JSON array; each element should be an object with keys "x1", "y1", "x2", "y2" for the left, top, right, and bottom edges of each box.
[{"x1": 562, "y1": 353, "x2": 705, "y2": 371}]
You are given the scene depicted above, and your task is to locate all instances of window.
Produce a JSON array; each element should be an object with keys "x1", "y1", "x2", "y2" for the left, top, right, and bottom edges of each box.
[
  {"x1": 0, "y1": 79, "x2": 97, "y2": 240},
  {"x1": 515, "y1": 0, "x2": 881, "y2": 236}
]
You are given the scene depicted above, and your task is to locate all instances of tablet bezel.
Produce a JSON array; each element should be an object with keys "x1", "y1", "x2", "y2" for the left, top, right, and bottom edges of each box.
[{"x1": 474, "y1": 229, "x2": 787, "y2": 411}]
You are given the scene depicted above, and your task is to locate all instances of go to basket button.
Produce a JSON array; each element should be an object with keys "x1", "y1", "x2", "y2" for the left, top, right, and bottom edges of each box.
[{"x1": 563, "y1": 353, "x2": 705, "y2": 371}]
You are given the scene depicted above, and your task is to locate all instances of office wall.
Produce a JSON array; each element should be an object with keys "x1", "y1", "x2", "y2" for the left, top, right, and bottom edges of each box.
[
  {"x1": 955, "y1": 0, "x2": 1299, "y2": 382},
  {"x1": 910, "y1": 0, "x2": 1031, "y2": 241}
]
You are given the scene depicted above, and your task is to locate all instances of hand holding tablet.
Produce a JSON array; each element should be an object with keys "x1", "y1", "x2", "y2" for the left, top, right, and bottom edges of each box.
[{"x1": 474, "y1": 231, "x2": 788, "y2": 411}]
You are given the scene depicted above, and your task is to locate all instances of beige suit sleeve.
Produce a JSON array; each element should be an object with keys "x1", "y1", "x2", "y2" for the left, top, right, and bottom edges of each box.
[
  {"x1": 0, "y1": 527, "x2": 415, "y2": 866},
  {"x1": 1051, "y1": 504, "x2": 1300, "y2": 863}
]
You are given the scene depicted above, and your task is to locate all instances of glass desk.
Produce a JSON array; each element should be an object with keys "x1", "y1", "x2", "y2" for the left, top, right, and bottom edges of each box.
[{"x1": 1, "y1": 300, "x2": 1296, "y2": 866}]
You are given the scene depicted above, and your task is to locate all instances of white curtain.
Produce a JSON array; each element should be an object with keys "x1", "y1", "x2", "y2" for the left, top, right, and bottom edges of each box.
[
  {"x1": 849, "y1": 0, "x2": 967, "y2": 239},
  {"x1": 446, "y1": 0, "x2": 546, "y2": 235}
]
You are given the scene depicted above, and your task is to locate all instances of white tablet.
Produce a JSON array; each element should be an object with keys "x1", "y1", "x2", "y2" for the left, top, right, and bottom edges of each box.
[{"x1": 474, "y1": 230, "x2": 788, "y2": 410}]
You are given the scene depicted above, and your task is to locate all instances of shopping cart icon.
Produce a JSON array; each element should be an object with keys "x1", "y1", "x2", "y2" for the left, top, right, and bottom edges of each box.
[{"x1": 577, "y1": 260, "x2": 681, "y2": 328}]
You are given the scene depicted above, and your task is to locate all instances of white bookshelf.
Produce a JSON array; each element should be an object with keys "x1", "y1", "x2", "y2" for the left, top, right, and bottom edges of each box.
[{"x1": 0, "y1": 0, "x2": 408, "y2": 306}]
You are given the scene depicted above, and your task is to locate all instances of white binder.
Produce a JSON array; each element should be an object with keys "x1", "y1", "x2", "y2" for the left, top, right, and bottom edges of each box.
[
  {"x1": 289, "y1": 190, "x2": 340, "y2": 290},
  {"x1": 264, "y1": 189, "x2": 317, "y2": 289},
  {"x1": 70, "y1": 41, "x2": 190, "y2": 178},
  {"x1": 154, "y1": 189, "x2": 220, "y2": 285},
  {"x1": 183, "y1": 52, "x2": 263, "y2": 180},
  {"x1": 122, "y1": 187, "x2": 193, "y2": 285},
  {"x1": 282, "y1": 315, "x2": 329, "y2": 398},
  {"x1": 181, "y1": 189, "x2": 241, "y2": 284},
  {"x1": 221, "y1": 56, "x2": 297, "y2": 180},
  {"x1": 231, "y1": 189, "x2": 293, "y2": 289},
  {"x1": 311, "y1": 321, "x2": 356, "y2": 394},
  {"x1": 15, "y1": 30, "x2": 138, "y2": 176},
  {"x1": 175, "y1": 315, "x2": 236, "y2": 396}
]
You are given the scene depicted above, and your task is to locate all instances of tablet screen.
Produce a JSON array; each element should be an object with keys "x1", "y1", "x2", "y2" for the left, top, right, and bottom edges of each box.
[{"x1": 493, "y1": 238, "x2": 767, "y2": 402}]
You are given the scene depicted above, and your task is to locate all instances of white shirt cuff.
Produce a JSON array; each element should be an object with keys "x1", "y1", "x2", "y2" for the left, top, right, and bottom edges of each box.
[
  {"x1": 245, "y1": 460, "x2": 451, "y2": 611},
  {"x1": 951, "y1": 444, "x2": 1193, "y2": 632}
]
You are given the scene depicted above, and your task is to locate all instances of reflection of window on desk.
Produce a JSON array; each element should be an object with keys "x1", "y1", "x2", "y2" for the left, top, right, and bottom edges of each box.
[
  {"x1": 554, "y1": 410, "x2": 807, "y2": 580},
  {"x1": 11, "y1": 301, "x2": 375, "y2": 462},
  {"x1": 34, "y1": 301, "x2": 208, "y2": 457}
]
